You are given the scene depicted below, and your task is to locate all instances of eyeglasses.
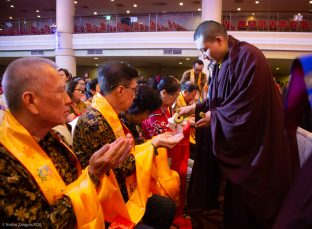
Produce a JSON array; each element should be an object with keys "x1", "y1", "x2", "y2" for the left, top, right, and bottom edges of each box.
[
  {"x1": 110, "y1": 85, "x2": 138, "y2": 93},
  {"x1": 75, "y1": 89, "x2": 85, "y2": 94},
  {"x1": 124, "y1": 85, "x2": 138, "y2": 93}
]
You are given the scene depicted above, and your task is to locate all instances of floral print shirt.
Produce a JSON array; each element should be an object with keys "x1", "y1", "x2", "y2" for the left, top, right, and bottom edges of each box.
[
  {"x1": 141, "y1": 107, "x2": 171, "y2": 139},
  {"x1": 0, "y1": 131, "x2": 77, "y2": 227},
  {"x1": 73, "y1": 107, "x2": 136, "y2": 202}
]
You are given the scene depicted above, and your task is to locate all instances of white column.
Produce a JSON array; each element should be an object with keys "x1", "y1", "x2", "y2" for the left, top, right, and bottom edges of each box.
[
  {"x1": 55, "y1": 0, "x2": 76, "y2": 76},
  {"x1": 201, "y1": 0, "x2": 222, "y2": 23}
]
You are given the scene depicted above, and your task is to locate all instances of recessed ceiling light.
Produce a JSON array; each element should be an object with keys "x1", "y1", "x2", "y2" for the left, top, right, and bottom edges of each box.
[
  {"x1": 186, "y1": 58, "x2": 190, "y2": 60},
  {"x1": 94, "y1": 12, "x2": 98, "y2": 15},
  {"x1": 94, "y1": 57, "x2": 98, "y2": 60},
  {"x1": 179, "y1": 62, "x2": 183, "y2": 65},
  {"x1": 6, "y1": 0, "x2": 10, "y2": 2},
  {"x1": 252, "y1": 12, "x2": 255, "y2": 15},
  {"x1": 0, "y1": 29, "x2": 2, "y2": 31},
  {"x1": 126, "y1": 10, "x2": 130, "y2": 14},
  {"x1": 74, "y1": 1, "x2": 78, "y2": 4},
  {"x1": 37, "y1": 15, "x2": 41, "y2": 18},
  {"x1": 95, "y1": 64, "x2": 99, "y2": 67},
  {"x1": 237, "y1": 7, "x2": 241, "y2": 11},
  {"x1": 9, "y1": 16, "x2": 12, "y2": 19},
  {"x1": 36, "y1": 10, "x2": 40, "y2": 13},
  {"x1": 10, "y1": 5, "x2": 14, "y2": 8},
  {"x1": 179, "y1": 2, "x2": 184, "y2": 6},
  {"x1": 133, "y1": 4, "x2": 137, "y2": 7},
  {"x1": 255, "y1": 1, "x2": 260, "y2": 4},
  {"x1": 310, "y1": 0, "x2": 312, "y2": 3},
  {"x1": 111, "y1": 0, "x2": 114, "y2": 1},
  {"x1": 276, "y1": 67, "x2": 280, "y2": 70},
  {"x1": 197, "y1": 8, "x2": 201, "y2": 11}
]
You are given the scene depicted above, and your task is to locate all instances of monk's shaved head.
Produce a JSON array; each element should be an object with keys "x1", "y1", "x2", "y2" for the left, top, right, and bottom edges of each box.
[
  {"x1": 194, "y1": 20, "x2": 228, "y2": 44},
  {"x1": 2, "y1": 57, "x2": 57, "y2": 112}
]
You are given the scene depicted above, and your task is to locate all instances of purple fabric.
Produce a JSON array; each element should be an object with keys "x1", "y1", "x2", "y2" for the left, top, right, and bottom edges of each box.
[{"x1": 189, "y1": 36, "x2": 299, "y2": 228}]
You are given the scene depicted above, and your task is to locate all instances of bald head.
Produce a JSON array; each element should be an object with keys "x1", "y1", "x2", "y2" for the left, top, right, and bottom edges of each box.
[{"x1": 2, "y1": 57, "x2": 57, "y2": 112}]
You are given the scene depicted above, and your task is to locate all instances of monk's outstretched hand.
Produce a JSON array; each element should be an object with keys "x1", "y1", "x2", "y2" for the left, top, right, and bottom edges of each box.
[{"x1": 195, "y1": 111, "x2": 211, "y2": 128}]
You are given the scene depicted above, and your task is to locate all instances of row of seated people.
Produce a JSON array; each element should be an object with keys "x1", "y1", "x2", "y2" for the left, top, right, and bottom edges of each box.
[{"x1": 223, "y1": 19, "x2": 312, "y2": 31}]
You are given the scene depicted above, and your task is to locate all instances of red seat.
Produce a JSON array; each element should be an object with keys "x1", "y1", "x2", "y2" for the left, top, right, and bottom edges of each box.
[
  {"x1": 269, "y1": 20, "x2": 277, "y2": 30},
  {"x1": 237, "y1": 20, "x2": 247, "y2": 30},
  {"x1": 248, "y1": 20, "x2": 257, "y2": 30},
  {"x1": 258, "y1": 20, "x2": 268, "y2": 30},
  {"x1": 278, "y1": 20, "x2": 288, "y2": 31},
  {"x1": 289, "y1": 21, "x2": 299, "y2": 31}
]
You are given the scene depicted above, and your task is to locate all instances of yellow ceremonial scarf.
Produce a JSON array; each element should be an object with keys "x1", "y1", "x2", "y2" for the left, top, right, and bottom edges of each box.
[
  {"x1": 175, "y1": 93, "x2": 196, "y2": 144},
  {"x1": 190, "y1": 69, "x2": 208, "y2": 102},
  {"x1": 0, "y1": 110, "x2": 106, "y2": 228},
  {"x1": 92, "y1": 93, "x2": 180, "y2": 223}
]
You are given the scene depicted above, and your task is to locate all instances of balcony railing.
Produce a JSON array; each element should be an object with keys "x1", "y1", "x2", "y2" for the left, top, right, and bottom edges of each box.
[
  {"x1": 223, "y1": 11, "x2": 312, "y2": 32},
  {"x1": 0, "y1": 11, "x2": 311, "y2": 36}
]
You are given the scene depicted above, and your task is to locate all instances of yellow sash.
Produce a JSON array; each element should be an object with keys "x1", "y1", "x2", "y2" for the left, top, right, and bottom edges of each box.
[
  {"x1": 175, "y1": 93, "x2": 196, "y2": 144},
  {"x1": 92, "y1": 93, "x2": 180, "y2": 223},
  {"x1": 190, "y1": 69, "x2": 208, "y2": 102},
  {"x1": 0, "y1": 110, "x2": 106, "y2": 228}
]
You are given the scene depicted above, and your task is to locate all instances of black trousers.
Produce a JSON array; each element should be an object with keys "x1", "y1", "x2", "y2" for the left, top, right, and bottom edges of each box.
[{"x1": 137, "y1": 194, "x2": 176, "y2": 229}]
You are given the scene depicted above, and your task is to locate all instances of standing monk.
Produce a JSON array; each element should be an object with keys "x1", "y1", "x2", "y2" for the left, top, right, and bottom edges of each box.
[{"x1": 179, "y1": 21, "x2": 299, "y2": 228}]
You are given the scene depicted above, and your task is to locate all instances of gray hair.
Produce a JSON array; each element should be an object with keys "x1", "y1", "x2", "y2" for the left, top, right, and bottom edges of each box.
[{"x1": 2, "y1": 57, "x2": 57, "y2": 112}]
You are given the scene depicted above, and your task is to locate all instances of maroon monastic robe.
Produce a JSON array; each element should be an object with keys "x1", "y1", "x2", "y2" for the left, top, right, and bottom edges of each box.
[{"x1": 188, "y1": 35, "x2": 299, "y2": 228}]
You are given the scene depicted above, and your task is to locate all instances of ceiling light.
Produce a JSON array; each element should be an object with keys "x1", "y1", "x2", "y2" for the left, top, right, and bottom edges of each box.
[
  {"x1": 186, "y1": 58, "x2": 190, "y2": 60},
  {"x1": 237, "y1": 7, "x2": 241, "y2": 11},
  {"x1": 10, "y1": 5, "x2": 14, "y2": 8},
  {"x1": 37, "y1": 15, "x2": 41, "y2": 18},
  {"x1": 310, "y1": 0, "x2": 312, "y2": 4},
  {"x1": 179, "y1": 62, "x2": 183, "y2": 65},
  {"x1": 94, "y1": 12, "x2": 98, "y2": 15},
  {"x1": 179, "y1": 2, "x2": 184, "y2": 6},
  {"x1": 197, "y1": 8, "x2": 201, "y2": 11},
  {"x1": 23, "y1": 21, "x2": 27, "y2": 24},
  {"x1": 6, "y1": 0, "x2": 10, "y2": 2},
  {"x1": 126, "y1": 10, "x2": 130, "y2": 14},
  {"x1": 106, "y1": 15, "x2": 111, "y2": 20},
  {"x1": 255, "y1": 1, "x2": 260, "y2": 4},
  {"x1": 94, "y1": 57, "x2": 98, "y2": 60},
  {"x1": 133, "y1": 4, "x2": 137, "y2": 7},
  {"x1": 111, "y1": 0, "x2": 114, "y2": 1},
  {"x1": 36, "y1": 10, "x2": 40, "y2": 13},
  {"x1": 252, "y1": 12, "x2": 255, "y2": 15},
  {"x1": 9, "y1": 16, "x2": 12, "y2": 19},
  {"x1": 95, "y1": 64, "x2": 99, "y2": 66},
  {"x1": 74, "y1": 1, "x2": 78, "y2": 4},
  {"x1": 276, "y1": 67, "x2": 280, "y2": 70},
  {"x1": 0, "y1": 29, "x2": 2, "y2": 31}
]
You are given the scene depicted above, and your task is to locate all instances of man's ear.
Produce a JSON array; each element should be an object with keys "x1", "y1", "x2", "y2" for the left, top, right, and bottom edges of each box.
[
  {"x1": 160, "y1": 90, "x2": 166, "y2": 97},
  {"x1": 115, "y1": 86, "x2": 124, "y2": 98},
  {"x1": 21, "y1": 91, "x2": 39, "y2": 115},
  {"x1": 215, "y1": 36, "x2": 224, "y2": 46}
]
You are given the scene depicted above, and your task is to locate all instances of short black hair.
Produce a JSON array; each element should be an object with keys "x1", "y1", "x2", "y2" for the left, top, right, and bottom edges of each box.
[
  {"x1": 181, "y1": 81, "x2": 198, "y2": 92},
  {"x1": 194, "y1": 20, "x2": 228, "y2": 43},
  {"x1": 193, "y1": 59, "x2": 204, "y2": 67},
  {"x1": 128, "y1": 85, "x2": 162, "y2": 114},
  {"x1": 66, "y1": 80, "x2": 79, "y2": 99},
  {"x1": 86, "y1": 78, "x2": 98, "y2": 99},
  {"x1": 154, "y1": 75, "x2": 180, "y2": 94},
  {"x1": 58, "y1": 68, "x2": 70, "y2": 77},
  {"x1": 97, "y1": 61, "x2": 138, "y2": 95}
]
